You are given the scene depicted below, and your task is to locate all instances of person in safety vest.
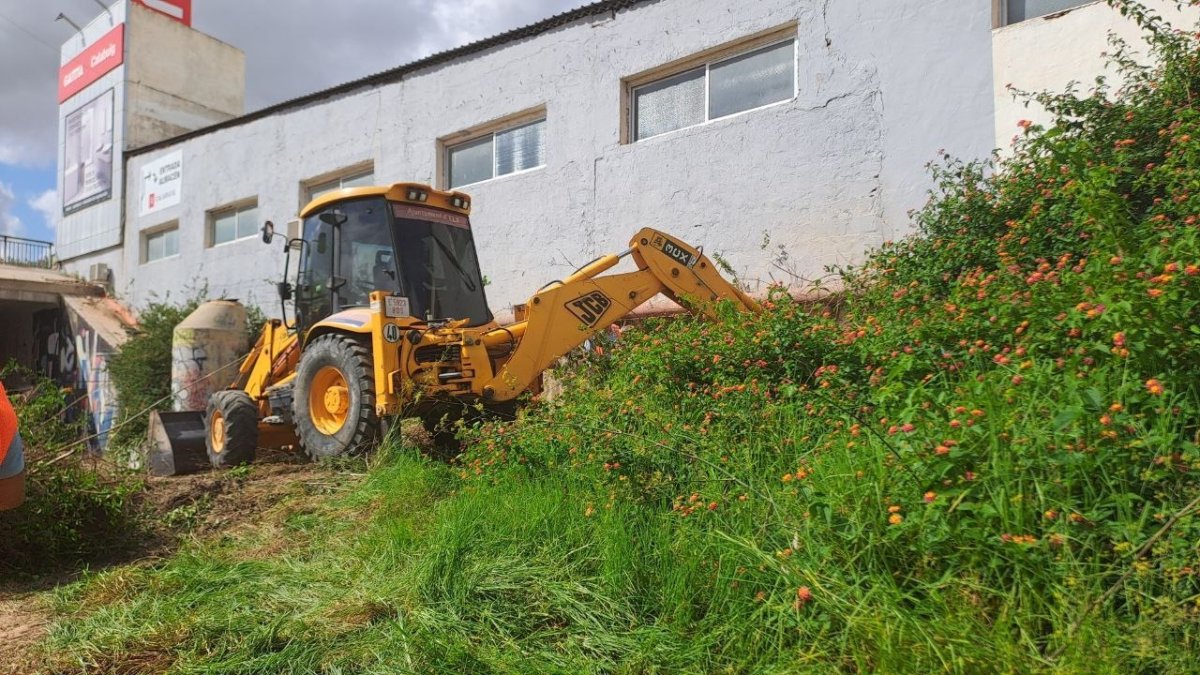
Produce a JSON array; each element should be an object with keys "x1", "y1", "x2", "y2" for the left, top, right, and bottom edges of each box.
[{"x1": 0, "y1": 380, "x2": 25, "y2": 510}]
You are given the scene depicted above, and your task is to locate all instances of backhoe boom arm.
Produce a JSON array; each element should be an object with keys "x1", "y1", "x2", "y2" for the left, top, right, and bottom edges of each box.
[{"x1": 476, "y1": 228, "x2": 757, "y2": 401}]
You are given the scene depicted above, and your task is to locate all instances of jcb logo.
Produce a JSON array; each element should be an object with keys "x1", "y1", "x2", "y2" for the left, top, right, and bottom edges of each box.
[
  {"x1": 566, "y1": 291, "x2": 612, "y2": 327},
  {"x1": 661, "y1": 238, "x2": 698, "y2": 268}
]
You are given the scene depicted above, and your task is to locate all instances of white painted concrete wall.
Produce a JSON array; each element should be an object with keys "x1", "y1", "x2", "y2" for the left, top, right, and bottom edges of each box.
[
  {"x1": 69, "y1": 0, "x2": 997, "y2": 316},
  {"x1": 993, "y1": 0, "x2": 1200, "y2": 149}
]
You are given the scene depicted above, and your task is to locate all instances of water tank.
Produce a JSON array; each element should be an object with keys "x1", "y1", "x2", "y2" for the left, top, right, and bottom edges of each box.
[{"x1": 171, "y1": 300, "x2": 249, "y2": 412}]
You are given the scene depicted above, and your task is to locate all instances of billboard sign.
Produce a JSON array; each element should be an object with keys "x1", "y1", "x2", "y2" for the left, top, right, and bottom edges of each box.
[
  {"x1": 139, "y1": 151, "x2": 183, "y2": 217},
  {"x1": 63, "y1": 89, "x2": 115, "y2": 214},
  {"x1": 58, "y1": 24, "x2": 124, "y2": 103},
  {"x1": 133, "y1": 0, "x2": 192, "y2": 26}
]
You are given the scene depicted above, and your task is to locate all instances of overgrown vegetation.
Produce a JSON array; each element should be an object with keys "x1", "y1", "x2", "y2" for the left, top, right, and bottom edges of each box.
[
  {"x1": 0, "y1": 365, "x2": 144, "y2": 575},
  {"x1": 32, "y1": 2, "x2": 1200, "y2": 671}
]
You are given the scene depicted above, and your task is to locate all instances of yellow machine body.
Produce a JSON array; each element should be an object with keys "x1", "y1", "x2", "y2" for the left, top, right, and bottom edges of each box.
[{"x1": 204, "y1": 183, "x2": 757, "y2": 461}]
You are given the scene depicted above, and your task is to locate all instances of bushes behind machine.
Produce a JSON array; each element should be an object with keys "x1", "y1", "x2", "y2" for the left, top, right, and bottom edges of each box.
[{"x1": 106, "y1": 295, "x2": 265, "y2": 454}]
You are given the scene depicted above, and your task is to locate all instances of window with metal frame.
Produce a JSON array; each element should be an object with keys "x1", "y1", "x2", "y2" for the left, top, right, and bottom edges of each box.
[
  {"x1": 632, "y1": 39, "x2": 796, "y2": 142},
  {"x1": 1001, "y1": 0, "x2": 1092, "y2": 25},
  {"x1": 209, "y1": 202, "x2": 259, "y2": 246},
  {"x1": 306, "y1": 169, "x2": 376, "y2": 203},
  {"x1": 446, "y1": 118, "x2": 546, "y2": 189},
  {"x1": 143, "y1": 225, "x2": 178, "y2": 263}
]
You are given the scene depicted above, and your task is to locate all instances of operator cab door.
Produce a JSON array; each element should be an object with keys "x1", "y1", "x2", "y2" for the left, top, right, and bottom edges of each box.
[{"x1": 295, "y1": 197, "x2": 397, "y2": 333}]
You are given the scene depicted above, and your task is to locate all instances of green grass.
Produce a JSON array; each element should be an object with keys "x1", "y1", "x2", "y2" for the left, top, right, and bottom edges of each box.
[{"x1": 30, "y1": 2, "x2": 1200, "y2": 672}]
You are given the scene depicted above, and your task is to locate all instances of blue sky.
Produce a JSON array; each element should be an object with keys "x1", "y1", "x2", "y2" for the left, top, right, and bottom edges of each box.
[
  {"x1": 0, "y1": 165, "x2": 56, "y2": 243},
  {"x1": 0, "y1": 0, "x2": 583, "y2": 249}
]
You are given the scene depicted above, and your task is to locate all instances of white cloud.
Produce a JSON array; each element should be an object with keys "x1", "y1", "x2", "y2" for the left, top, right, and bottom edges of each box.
[
  {"x1": 0, "y1": 182, "x2": 24, "y2": 237},
  {"x1": 29, "y1": 189, "x2": 58, "y2": 231}
]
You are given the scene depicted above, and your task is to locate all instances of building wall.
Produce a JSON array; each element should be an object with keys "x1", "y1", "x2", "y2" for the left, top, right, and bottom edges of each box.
[
  {"x1": 125, "y1": 3, "x2": 245, "y2": 150},
  {"x1": 73, "y1": 0, "x2": 997, "y2": 315},
  {"x1": 56, "y1": 2, "x2": 129, "y2": 262},
  {"x1": 56, "y1": 1, "x2": 246, "y2": 264},
  {"x1": 993, "y1": 0, "x2": 1200, "y2": 149}
]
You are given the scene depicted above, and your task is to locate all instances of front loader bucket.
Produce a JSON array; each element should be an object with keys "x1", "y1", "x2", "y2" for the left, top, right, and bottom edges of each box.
[{"x1": 146, "y1": 410, "x2": 209, "y2": 476}]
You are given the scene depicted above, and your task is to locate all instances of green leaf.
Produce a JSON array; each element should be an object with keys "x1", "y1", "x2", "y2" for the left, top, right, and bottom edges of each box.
[{"x1": 1053, "y1": 406, "x2": 1082, "y2": 431}]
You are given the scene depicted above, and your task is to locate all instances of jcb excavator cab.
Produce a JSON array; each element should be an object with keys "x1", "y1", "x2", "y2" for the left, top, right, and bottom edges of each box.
[{"x1": 285, "y1": 184, "x2": 492, "y2": 335}]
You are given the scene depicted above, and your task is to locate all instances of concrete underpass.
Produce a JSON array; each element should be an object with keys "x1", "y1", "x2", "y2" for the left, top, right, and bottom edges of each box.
[{"x1": 0, "y1": 260, "x2": 133, "y2": 447}]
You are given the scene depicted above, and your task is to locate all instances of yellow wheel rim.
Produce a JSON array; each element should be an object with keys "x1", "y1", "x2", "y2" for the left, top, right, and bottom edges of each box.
[
  {"x1": 210, "y1": 410, "x2": 226, "y2": 454},
  {"x1": 310, "y1": 365, "x2": 351, "y2": 435}
]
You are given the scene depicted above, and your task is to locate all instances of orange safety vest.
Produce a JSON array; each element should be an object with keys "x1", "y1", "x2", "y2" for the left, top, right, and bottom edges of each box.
[{"x1": 0, "y1": 381, "x2": 17, "y2": 463}]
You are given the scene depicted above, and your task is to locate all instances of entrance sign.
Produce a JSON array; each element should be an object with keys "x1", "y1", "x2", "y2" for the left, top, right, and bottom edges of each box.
[{"x1": 140, "y1": 151, "x2": 184, "y2": 216}]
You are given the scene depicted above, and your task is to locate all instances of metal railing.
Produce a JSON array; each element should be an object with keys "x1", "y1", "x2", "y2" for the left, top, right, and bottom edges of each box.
[{"x1": 0, "y1": 234, "x2": 55, "y2": 268}]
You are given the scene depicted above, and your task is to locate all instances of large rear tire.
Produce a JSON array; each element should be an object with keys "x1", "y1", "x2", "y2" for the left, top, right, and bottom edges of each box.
[
  {"x1": 294, "y1": 334, "x2": 378, "y2": 459},
  {"x1": 206, "y1": 390, "x2": 258, "y2": 468}
]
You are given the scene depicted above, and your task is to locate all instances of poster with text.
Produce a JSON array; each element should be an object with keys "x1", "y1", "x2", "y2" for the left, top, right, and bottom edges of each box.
[
  {"x1": 140, "y1": 151, "x2": 183, "y2": 216},
  {"x1": 63, "y1": 88, "x2": 115, "y2": 214}
]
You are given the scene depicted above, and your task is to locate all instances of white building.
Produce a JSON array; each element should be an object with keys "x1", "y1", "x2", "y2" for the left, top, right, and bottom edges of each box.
[{"x1": 52, "y1": 0, "x2": 1197, "y2": 316}]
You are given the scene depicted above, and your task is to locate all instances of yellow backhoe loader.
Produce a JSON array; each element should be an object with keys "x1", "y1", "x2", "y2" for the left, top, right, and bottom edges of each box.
[{"x1": 174, "y1": 183, "x2": 756, "y2": 468}]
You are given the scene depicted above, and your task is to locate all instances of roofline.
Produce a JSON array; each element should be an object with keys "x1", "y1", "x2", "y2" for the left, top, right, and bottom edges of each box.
[{"x1": 128, "y1": 0, "x2": 653, "y2": 158}]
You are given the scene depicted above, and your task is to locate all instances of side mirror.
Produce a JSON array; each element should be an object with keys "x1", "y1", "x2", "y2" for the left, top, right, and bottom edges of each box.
[
  {"x1": 261, "y1": 220, "x2": 275, "y2": 244},
  {"x1": 277, "y1": 281, "x2": 293, "y2": 301}
]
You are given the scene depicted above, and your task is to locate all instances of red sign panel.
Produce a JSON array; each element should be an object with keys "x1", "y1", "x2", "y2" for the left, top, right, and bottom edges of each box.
[
  {"x1": 133, "y1": 0, "x2": 192, "y2": 26},
  {"x1": 58, "y1": 24, "x2": 124, "y2": 103}
]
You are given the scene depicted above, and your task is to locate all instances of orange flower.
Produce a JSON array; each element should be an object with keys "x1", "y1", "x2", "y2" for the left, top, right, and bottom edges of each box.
[
  {"x1": 923, "y1": 491, "x2": 937, "y2": 503},
  {"x1": 796, "y1": 586, "x2": 813, "y2": 603},
  {"x1": 1148, "y1": 288, "x2": 1164, "y2": 298},
  {"x1": 888, "y1": 505, "x2": 902, "y2": 514},
  {"x1": 1145, "y1": 379, "x2": 1165, "y2": 396},
  {"x1": 888, "y1": 513, "x2": 904, "y2": 525}
]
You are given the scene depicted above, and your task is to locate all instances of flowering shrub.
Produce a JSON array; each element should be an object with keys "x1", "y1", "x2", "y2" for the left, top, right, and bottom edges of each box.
[{"x1": 456, "y1": 3, "x2": 1200, "y2": 668}]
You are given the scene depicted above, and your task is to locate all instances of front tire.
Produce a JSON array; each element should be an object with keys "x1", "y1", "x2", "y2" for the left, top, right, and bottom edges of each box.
[
  {"x1": 294, "y1": 334, "x2": 378, "y2": 459},
  {"x1": 206, "y1": 390, "x2": 258, "y2": 468}
]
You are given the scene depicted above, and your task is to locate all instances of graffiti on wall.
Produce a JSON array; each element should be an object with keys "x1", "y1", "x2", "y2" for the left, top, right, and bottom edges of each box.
[
  {"x1": 75, "y1": 326, "x2": 117, "y2": 449},
  {"x1": 32, "y1": 306, "x2": 119, "y2": 451},
  {"x1": 171, "y1": 343, "x2": 210, "y2": 412},
  {"x1": 34, "y1": 309, "x2": 78, "y2": 386}
]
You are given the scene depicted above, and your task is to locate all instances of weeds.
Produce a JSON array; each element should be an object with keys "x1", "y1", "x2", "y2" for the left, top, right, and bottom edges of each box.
[{"x1": 0, "y1": 368, "x2": 145, "y2": 576}]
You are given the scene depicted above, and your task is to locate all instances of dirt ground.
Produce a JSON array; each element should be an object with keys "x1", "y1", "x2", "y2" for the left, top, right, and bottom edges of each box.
[
  {"x1": 0, "y1": 448, "x2": 354, "y2": 673},
  {"x1": 0, "y1": 593, "x2": 50, "y2": 674}
]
